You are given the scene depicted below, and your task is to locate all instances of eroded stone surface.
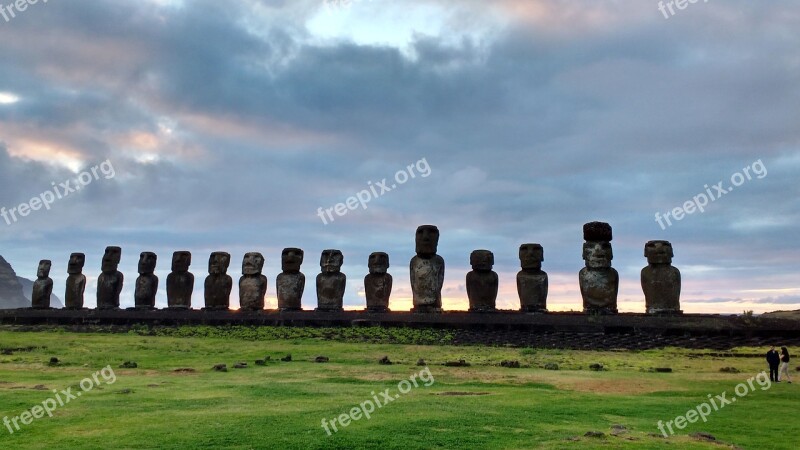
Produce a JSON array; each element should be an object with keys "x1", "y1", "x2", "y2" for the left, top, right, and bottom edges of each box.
[
  {"x1": 97, "y1": 247, "x2": 123, "y2": 310},
  {"x1": 204, "y1": 252, "x2": 232, "y2": 310},
  {"x1": 134, "y1": 252, "x2": 158, "y2": 310},
  {"x1": 365, "y1": 252, "x2": 392, "y2": 312},
  {"x1": 579, "y1": 223, "x2": 618, "y2": 314},
  {"x1": 167, "y1": 251, "x2": 193, "y2": 310},
  {"x1": 239, "y1": 252, "x2": 267, "y2": 311},
  {"x1": 316, "y1": 249, "x2": 345, "y2": 312},
  {"x1": 641, "y1": 240, "x2": 681, "y2": 314},
  {"x1": 31, "y1": 260, "x2": 53, "y2": 309},
  {"x1": 64, "y1": 253, "x2": 86, "y2": 310},
  {"x1": 467, "y1": 250, "x2": 497, "y2": 312},
  {"x1": 517, "y1": 244, "x2": 548, "y2": 313},
  {"x1": 410, "y1": 225, "x2": 444, "y2": 313},
  {"x1": 277, "y1": 248, "x2": 305, "y2": 311}
]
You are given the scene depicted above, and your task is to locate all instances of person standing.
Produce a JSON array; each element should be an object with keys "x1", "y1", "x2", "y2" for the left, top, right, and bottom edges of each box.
[
  {"x1": 767, "y1": 346, "x2": 781, "y2": 382},
  {"x1": 779, "y1": 347, "x2": 792, "y2": 383}
]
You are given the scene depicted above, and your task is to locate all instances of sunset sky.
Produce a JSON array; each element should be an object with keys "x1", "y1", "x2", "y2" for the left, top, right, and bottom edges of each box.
[{"x1": 0, "y1": 0, "x2": 798, "y2": 313}]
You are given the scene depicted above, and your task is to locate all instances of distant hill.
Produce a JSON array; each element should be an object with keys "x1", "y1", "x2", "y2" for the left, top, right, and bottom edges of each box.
[
  {"x1": 18, "y1": 276, "x2": 64, "y2": 308},
  {"x1": 761, "y1": 310, "x2": 800, "y2": 321},
  {"x1": 0, "y1": 255, "x2": 29, "y2": 309}
]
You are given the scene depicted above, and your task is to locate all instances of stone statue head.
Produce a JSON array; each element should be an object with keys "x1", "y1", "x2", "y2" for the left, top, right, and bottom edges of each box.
[
  {"x1": 37, "y1": 260, "x2": 52, "y2": 279},
  {"x1": 242, "y1": 252, "x2": 265, "y2": 275},
  {"x1": 415, "y1": 225, "x2": 440, "y2": 256},
  {"x1": 172, "y1": 251, "x2": 192, "y2": 272},
  {"x1": 281, "y1": 248, "x2": 304, "y2": 272},
  {"x1": 470, "y1": 250, "x2": 494, "y2": 272},
  {"x1": 67, "y1": 253, "x2": 85, "y2": 274},
  {"x1": 519, "y1": 244, "x2": 544, "y2": 270},
  {"x1": 368, "y1": 252, "x2": 389, "y2": 274},
  {"x1": 138, "y1": 252, "x2": 157, "y2": 275},
  {"x1": 101, "y1": 246, "x2": 122, "y2": 273},
  {"x1": 320, "y1": 249, "x2": 343, "y2": 274},
  {"x1": 208, "y1": 252, "x2": 231, "y2": 275},
  {"x1": 644, "y1": 240, "x2": 673, "y2": 265},
  {"x1": 583, "y1": 242, "x2": 613, "y2": 269}
]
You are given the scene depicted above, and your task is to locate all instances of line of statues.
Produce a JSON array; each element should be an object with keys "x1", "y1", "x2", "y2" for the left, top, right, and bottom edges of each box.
[{"x1": 26, "y1": 222, "x2": 682, "y2": 314}]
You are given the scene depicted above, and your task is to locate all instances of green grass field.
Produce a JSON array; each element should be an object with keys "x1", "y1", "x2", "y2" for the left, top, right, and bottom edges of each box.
[{"x1": 0, "y1": 326, "x2": 796, "y2": 449}]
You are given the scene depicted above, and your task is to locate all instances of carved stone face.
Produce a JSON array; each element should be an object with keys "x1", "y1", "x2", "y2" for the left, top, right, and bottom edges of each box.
[
  {"x1": 368, "y1": 252, "x2": 389, "y2": 274},
  {"x1": 583, "y1": 242, "x2": 613, "y2": 269},
  {"x1": 320, "y1": 249, "x2": 343, "y2": 273},
  {"x1": 208, "y1": 252, "x2": 231, "y2": 275},
  {"x1": 281, "y1": 248, "x2": 304, "y2": 272},
  {"x1": 172, "y1": 251, "x2": 192, "y2": 272},
  {"x1": 138, "y1": 252, "x2": 157, "y2": 274},
  {"x1": 68, "y1": 253, "x2": 85, "y2": 274},
  {"x1": 101, "y1": 247, "x2": 122, "y2": 272},
  {"x1": 519, "y1": 244, "x2": 543, "y2": 270},
  {"x1": 470, "y1": 250, "x2": 494, "y2": 271},
  {"x1": 415, "y1": 225, "x2": 440, "y2": 256},
  {"x1": 242, "y1": 252, "x2": 265, "y2": 275},
  {"x1": 37, "y1": 260, "x2": 52, "y2": 278},
  {"x1": 645, "y1": 240, "x2": 673, "y2": 265}
]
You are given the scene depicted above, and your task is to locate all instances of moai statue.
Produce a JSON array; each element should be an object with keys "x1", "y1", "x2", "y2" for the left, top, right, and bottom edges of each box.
[
  {"x1": 277, "y1": 248, "x2": 305, "y2": 311},
  {"x1": 316, "y1": 249, "x2": 346, "y2": 312},
  {"x1": 517, "y1": 244, "x2": 548, "y2": 313},
  {"x1": 31, "y1": 260, "x2": 53, "y2": 309},
  {"x1": 579, "y1": 222, "x2": 618, "y2": 314},
  {"x1": 64, "y1": 253, "x2": 86, "y2": 310},
  {"x1": 167, "y1": 251, "x2": 194, "y2": 310},
  {"x1": 641, "y1": 240, "x2": 682, "y2": 314},
  {"x1": 97, "y1": 246, "x2": 124, "y2": 310},
  {"x1": 204, "y1": 252, "x2": 232, "y2": 310},
  {"x1": 364, "y1": 252, "x2": 392, "y2": 313},
  {"x1": 239, "y1": 252, "x2": 267, "y2": 311},
  {"x1": 466, "y1": 250, "x2": 498, "y2": 312},
  {"x1": 134, "y1": 252, "x2": 159, "y2": 310},
  {"x1": 410, "y1": 225, "x2": 445, "y2": 313}
]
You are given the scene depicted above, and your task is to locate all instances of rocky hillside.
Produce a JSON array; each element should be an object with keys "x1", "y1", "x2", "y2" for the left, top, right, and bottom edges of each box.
[{"x1": 0, "y1": 255, "x2": 29, "y2": 309}]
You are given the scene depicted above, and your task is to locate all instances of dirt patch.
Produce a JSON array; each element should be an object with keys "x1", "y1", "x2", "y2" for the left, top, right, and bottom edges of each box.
[
  {"x1": 552, "y1": 377, "x2": 677, "y2": 395},
  {"x1": 435, "y1": 392, "x2": 491, "y2": 396}
]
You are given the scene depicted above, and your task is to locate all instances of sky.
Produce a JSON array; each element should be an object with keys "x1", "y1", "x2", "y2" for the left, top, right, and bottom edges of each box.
[{"x1": 0, "y1": 0, "x2": 798, "y2": 313}]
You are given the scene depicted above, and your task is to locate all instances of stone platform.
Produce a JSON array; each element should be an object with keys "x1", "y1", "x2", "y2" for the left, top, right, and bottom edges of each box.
[{"x1": 1, "y1": 309, "x2": 798, "y2": 335}]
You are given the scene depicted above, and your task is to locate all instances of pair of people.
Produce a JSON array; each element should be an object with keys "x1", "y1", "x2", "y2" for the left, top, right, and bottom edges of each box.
[{"x1": 766, "y1": 346, "x2": 792, "y2": 383}]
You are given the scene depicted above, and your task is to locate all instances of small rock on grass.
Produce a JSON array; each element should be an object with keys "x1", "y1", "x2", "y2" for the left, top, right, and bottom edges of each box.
[
  {"x1": 584, "y1": 431, "x2": 605, "y2": 438},
  {"x1": 48, "y1": 357, "x2": 60, "y2": 366},
  {"x1": 589, "y1": 363, "x2": 605, "y2": 371},
  {"x1": 234, "y1": 362, "x2": 248, "y2": 369},
  {"x1": 378, "y1": 356, "x2": 392, "y2": 365},
  {"x1": 444, "y1": 359, "x2": 470, "y2": 367},
  {"x1": 416, "y1": 358, "x2": 426, "y2": 366},
  {"x1": 610, "y1": 425, "x2": 627, "y2": 436},
  {"x1": 212, "y1": 364, "x2": 228, "y2": 372},
  {"x1": 544, "y1": 363, "x2": 559, "y2": 370},
  {"x1": 690, "y1": 432, "x2": 716, "y2": 442},
  {"x1": 280, "y1": 354, "x2": 292, "y2": 362},
  {"x1": 500, "y1": 360, "x2": 520, "y2": 368},
  {"x1": 315, "y1": 356, "x2": 329, "y2": 363},
  {"x1": 119, "y1": 361, "x2": 138, "y2": 369}
]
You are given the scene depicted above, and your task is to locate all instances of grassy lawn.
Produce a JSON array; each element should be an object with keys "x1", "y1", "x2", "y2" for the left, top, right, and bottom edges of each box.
[{"x1": 0, "y1": 326, "x2": 796, "y2": 449}]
